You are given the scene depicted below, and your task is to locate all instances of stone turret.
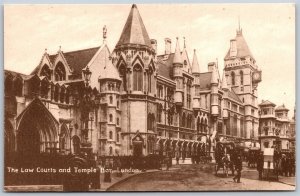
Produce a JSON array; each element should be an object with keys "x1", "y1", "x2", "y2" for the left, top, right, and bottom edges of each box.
[{"x1": 173, "y1": 37, "x2": 183, "y2": 106}]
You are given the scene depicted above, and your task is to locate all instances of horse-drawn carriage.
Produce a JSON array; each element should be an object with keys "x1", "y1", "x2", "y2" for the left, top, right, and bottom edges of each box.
[{"x1": 215, "y1": 141, "x2": 237, "y2": 177}]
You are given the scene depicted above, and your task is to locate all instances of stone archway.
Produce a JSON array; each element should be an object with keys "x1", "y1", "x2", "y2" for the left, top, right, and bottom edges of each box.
[{"x1": 16, "y1": 99, "x2": 59, "y2": 156}]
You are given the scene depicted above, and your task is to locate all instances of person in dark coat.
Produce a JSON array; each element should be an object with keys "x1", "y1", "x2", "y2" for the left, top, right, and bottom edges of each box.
[
  {"x1": 233, "y1": 155, "x2": 242, "y2": 183},
  {"x1": 257, "y1": 152, "x2": 264, "y2": 180},
  {"x1": 281, "y1": 154, "x2": 288, "y2": 177}
]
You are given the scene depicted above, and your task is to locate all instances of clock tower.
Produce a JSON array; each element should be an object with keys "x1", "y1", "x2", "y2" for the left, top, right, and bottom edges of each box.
[{"x1": 223, "y1": 27, "x2": 262, "y2": 141}]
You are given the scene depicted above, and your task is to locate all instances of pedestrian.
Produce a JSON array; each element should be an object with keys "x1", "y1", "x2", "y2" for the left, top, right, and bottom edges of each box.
[
  {"x1": 281, "y1": 154, "x2": 288, "y2": 177},
  {"x1": 233, "y1": 155, "x2": 242, "y2": 183},
  {"x1": 257, "y1": 151, "x2": 264, "y2": 180}
]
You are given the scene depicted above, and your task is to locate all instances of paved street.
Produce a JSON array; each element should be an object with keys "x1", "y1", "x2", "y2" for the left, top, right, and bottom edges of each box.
[{"x1": 107, "y1": 164, "x2": 295, "y2": 191}]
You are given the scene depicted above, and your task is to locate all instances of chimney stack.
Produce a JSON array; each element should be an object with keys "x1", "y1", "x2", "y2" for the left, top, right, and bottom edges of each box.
[
  {"x1": 208, "y1": 62, "x2": 216, "y2": 72},
  {"x1": 150, "y1": 39, "x2": 157, "y2": 54},
  {"x1": 164, "y1": 38, "x2": 171, "y2": 55}
]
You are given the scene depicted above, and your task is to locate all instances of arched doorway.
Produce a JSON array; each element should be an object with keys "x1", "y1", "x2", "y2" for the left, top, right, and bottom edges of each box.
[{"x1": 16, "y1": 99, "x2": 58, "y2": 156}]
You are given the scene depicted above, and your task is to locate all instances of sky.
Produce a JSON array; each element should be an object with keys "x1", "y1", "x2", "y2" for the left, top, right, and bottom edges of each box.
[{"x1": 4, "y1": 4, "x2": 295, "y2": 117}]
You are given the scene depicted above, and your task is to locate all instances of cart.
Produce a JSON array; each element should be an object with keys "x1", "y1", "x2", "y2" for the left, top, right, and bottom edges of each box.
[{"x1": 262, "y1": 148, "x2": 279, "y2": 181}]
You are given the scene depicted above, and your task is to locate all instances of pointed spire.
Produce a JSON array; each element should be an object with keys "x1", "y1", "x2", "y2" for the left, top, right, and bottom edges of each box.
[
  {"x1": 237, "y1": 16, "x2": 242, "y2": 35},
  {"x1": 116, "y1": 4, "x2": 151, "y2": 48},
  {"x1": 58, "y1": 46, "x2": 62, "y2": 53},
  {"x1": 103, "y1": 25, "x2": 107, "y2": 44},
  {"x1": 211, "y1": 66, "x2": 218, "y2": 84},
  {"x1": 192, "y1": 49, "x2": 200, "y2": 73},
  {"x1": 173, "y1": 37, "x2": 182, "y2": 65},
  {"x1": 44, "y1": 48, "x2": 47, "y2": 54},
  {"x1": 221, "y1": 71, "x2": 229, "y2": 90},
  {"x1": 183, "y1": 37, "x2": 186, "y2": 49}
]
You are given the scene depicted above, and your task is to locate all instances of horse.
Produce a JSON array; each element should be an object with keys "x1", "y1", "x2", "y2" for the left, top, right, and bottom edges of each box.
[{"x1": 215, "y1": 154, "x2": 235, "y2": 177}]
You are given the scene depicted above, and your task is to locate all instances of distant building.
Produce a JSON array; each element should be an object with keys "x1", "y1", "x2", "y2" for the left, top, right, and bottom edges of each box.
[
  {"x1": 258, "y1": 100, "x2": 294, "y2": 151},
  {"x1": 4, "y1": 4, "x2": 262, "y2": 159}
]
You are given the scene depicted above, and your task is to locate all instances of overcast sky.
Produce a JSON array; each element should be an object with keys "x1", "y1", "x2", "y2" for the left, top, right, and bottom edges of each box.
[{"x1": 4, "y1": 4, "x2": 295, "y2": 117}]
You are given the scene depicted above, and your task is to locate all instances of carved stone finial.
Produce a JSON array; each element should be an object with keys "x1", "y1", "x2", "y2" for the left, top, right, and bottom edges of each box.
[{"x1": 103, "y1": 25, "x2": 107, "y2": 44}]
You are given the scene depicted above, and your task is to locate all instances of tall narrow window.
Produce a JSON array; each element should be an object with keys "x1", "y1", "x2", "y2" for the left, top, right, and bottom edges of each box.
[
  {"x1": 109, "y1": 131, "x2": 113, "y2": 140},
  {"x1": 109, "y1": 96, "x2": 113, "y2": 104},
  {"x1": 148, "y1": 68, "x2": 152, "y2": 93},
  {"x1": 109, "y1": 114, "x2": 113, "y2": 122},
  {"x1": 133, "y1": 64, "x2": 143, "y2": 91},
  {"x1": 119, "y1": 64, "x2": 127, "y2": 91},
  {"x1": 231, "y1": 72, "x2": 235, "y2": 85},
  {"x1": 240, "y1": 70, "x2": 244, "y2": 85},
  {"x1": 54, "y1": 62, "x2": 66, "y2": 81}
]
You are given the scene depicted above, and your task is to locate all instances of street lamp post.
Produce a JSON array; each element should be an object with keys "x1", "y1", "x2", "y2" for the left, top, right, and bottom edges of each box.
[{"x1": 69, "y1": 124, "x2": 73, "y2": 154}]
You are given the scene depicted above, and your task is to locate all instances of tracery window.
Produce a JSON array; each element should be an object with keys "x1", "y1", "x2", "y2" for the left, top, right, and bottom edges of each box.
[
  {"x1": 40, "y1": 64, "x2": 51, "y2": 80},
  {"x1": 54, "y1": 62, "x2": 66, "y2": 81}
]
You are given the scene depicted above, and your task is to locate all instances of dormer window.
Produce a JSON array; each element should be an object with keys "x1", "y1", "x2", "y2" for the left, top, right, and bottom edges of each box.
[{"x1": 54, "y1": 62, "x2": 66, "y2": 81}]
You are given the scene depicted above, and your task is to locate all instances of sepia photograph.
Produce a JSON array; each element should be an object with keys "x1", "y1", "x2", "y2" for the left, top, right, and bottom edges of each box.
[{"x1": 3, "y1": 3, "x2": 296, "y2": 191}]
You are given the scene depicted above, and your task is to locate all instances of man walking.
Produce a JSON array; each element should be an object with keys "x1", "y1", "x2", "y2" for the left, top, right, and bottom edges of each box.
[{"x1": 233, "y1": 155, "x2": 242, "y2": 183}]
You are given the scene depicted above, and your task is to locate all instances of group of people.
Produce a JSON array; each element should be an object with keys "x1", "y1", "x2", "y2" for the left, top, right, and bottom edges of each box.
[{"x1": 256, "y1": 151, "x2": 295, "y2": 180}]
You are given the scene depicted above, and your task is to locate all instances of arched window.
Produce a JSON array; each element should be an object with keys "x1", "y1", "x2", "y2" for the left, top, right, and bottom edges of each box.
[
  {"x1": 119, "y1": 64, "x2": 127, "y2": 91},
  {"x1": 109, "y1": 96, "x2": 113, "y2": 104},
  {"x1": 240, "y1": 70, "x2": 244, "y2": 85},
  {"x1": 182, "y1": 113, "x2": 186, "y2": 127},
  {"x1": 40, "y1": 64, "x2": 51, "y2": 80},
  {"x1": 197, "y1": 117, "x2": 200, "y2": 133},
  {"x1": 117, "y1": 118, "x2": 120, "y2": 125},
  {"x1": 117, "y1": 133, "x2": 120, "y2": 142},
  {"x1": 54, "y1": 62, "x2": 66, "y2": 81},
  {"x1": 200, "y1": 118, "x2": 204, "y2": 132},
  {"x1": 133, "y1": 64, "x2": 143, "y2": 91},
  {"x1": 109, "y1": 131, "x2": 113, "y2": 140},
  {"x1": 13, "y1": 77, "x2": 23, "y2": 96},
  {"x1": 147, "y1": 113, "x2": 155, "y2": 130},
  {"x1": 148, "y1": 68, "x2": 153, "y2": 93},
  {"x1": 109, "y1": 114, "x2": 113, "y2": 122},
  {"x1": 109, "y1": 146, "x2": 113, "y2": 155},
  {"x1": 157, "y1": 104, "x2": 163, "y2": 123},
  {"x1": 231, "y1": 72, "x2": 235, "y2": 85}
]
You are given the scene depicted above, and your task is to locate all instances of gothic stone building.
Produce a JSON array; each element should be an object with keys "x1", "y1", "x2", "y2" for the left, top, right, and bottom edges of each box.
[{"x1": 4, "y1": 4, "x2": 262, "y2": 159}]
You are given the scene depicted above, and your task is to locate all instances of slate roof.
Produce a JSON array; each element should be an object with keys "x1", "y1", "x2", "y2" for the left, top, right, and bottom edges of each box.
[
  {"x1": 199, "y1": 72, "x2": 212, "y2": 90},
  {"x1": 275, "y1": 104, "x2": 289, "y2": 111},
  {"x1": 259, "y1": 100, "x2": 276, "y2": 107},
  {"x1": 157, "y1": 53, "x2": 175, "y2": 80},
  {"x1": 31, "y1": 47, "x2": 100, "y2": 80},
  {"x1": 228, "y1": 88, "x2": 242, "y2": 103},
  {"x1": 4, "y1": 69, "x2": 28, "y2": 79},
  {"x1": 224, "y1": 31, "x2": 254, "y2": 60},
  {"x1": 116, "y1": 4, "x2": 151, "y2": 48}
]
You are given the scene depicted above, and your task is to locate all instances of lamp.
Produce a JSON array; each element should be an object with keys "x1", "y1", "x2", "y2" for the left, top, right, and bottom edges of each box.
[{"x1": 83, "y1": 67, "x2": 92, "y2": 86}]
